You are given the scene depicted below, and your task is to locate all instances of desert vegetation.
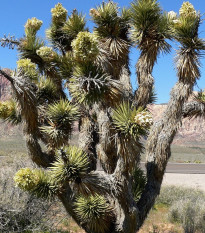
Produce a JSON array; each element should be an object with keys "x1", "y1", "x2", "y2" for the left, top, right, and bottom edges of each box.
[{"x1": 1, "y1": 0, "x2": 205, "y2": 232}]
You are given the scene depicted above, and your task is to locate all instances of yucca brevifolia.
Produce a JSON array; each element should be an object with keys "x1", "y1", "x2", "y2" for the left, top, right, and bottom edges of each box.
[{"x1": 0, "y1": 1, "x2": 204, "y2": 233}]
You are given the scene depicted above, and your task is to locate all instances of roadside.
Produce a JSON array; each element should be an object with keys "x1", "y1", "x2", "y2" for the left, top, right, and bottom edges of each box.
[{"x1": 162, "y1": 173, "x2": 205, "y2": 191}]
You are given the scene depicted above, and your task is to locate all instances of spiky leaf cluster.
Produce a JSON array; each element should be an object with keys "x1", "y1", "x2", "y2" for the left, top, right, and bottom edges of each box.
[
  {"x1": 173, "y1": 2, "x2": 201, "y2": 46},
  {"x1": 90, "y1": 1, "x2": 130, "y2": 58},
  {"x1": 31, "y1": 169, "x2": 57, "y2": 200},
  {"x1": 49, "y1": 146, "x2": 89, "y2": 184},
  {"x1": 173, "y1": 2, "x2": 205, "y2": 82},
  {"x1": 62, "y1": 11, "x2": 87, "y2": 42},
  {"x1": 18, "y1": 35, "x2": 44, "y2": 67},
  {"x1": 131, "y1": 0, "x2": 172, "y2": 57},
  {"x1": 0, "y1": 99, "x2": 21, "y2": 125},
  {"x1": 75, "y1": 194, "x2": 112, "y2": 233},
  {"x1": 47, "y1": 7, "x2": 86, "y2": 53},
  {"x1": 40, "y1": 99, "x2": 79, "y2": 148},
  {"x1": 37, "y1": 77, "x2": 58, "y2": 102},
  {"x1": 131, "y1": 166, "x2": 147, "y2": 202},
  {"x1": 112, "y1": 102, "x2": 151, "y2": 140},
  {"x1": 69, "y1": 64, "x2": 122, "y2": 105}
]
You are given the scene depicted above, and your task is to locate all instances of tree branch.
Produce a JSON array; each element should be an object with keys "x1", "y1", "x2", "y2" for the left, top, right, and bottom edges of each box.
[
  {"x1": 182, "y1": 101, "x2": 205, "y2": 118},
  {"x1": 0, "y1": 35, "x2": 20, "y2": 49},
  {"x1": 0, "y1": 68, "x2": 14, "y2": 83}
]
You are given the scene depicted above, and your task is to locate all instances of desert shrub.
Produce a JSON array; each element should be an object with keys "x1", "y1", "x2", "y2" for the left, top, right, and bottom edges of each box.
[
  {"x1": 0, "y1": 156, "x2": 67, "y2": 232},
  {"x1": 156, "y1": 186, "x2": 205, "y2": 206},
  {"x1": 169, "y1": 198, "x2": 205, "y2": 233}
]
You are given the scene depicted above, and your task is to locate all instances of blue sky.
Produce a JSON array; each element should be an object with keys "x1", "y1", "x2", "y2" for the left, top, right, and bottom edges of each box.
[{"x1": 0, "y1": 0, "x2": 205, "y2": 104}]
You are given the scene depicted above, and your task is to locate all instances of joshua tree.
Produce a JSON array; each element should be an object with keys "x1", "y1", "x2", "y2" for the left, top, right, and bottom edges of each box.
[{"x1": 0, "y1": 1, "x2": 205, "y2": 232}]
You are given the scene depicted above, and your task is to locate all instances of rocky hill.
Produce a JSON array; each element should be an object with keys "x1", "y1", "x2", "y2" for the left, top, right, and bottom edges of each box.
[
  {"x1": 0, "y1": 69, "x2": 22, "y2": 137},
  {"x1": 0, "y1": 71, "x2": 205, "y2": 145},
  {"x1": 149, "y1": 104, "x2": 205, "y2": 147},
  {"x1": 0, "y1": 69, "x2": 12, "y2": 100}
]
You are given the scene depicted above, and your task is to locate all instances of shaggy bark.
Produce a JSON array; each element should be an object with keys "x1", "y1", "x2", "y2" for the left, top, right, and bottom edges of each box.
[
  {"x1": 136, "y1": 80, "x2": 195, "y2": 229},
  {"x1": 183, "y1": 101, "x2": 205, "y2": 118},
  {"x1": 134, "y1": 50, "x2": 156, "y2": 108}
]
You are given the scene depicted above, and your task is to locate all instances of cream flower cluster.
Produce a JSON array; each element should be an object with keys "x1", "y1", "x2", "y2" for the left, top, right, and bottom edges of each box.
[
  {"x1": 24, "y1": 17, "x2": 43, "y2": 33},
  {"x1": 37, "y1": 46, "x2": 56, "y2": 61},
  {"x1": 17, "y1": 58, "x2": 36, "y2": 71},
  {"x1": 168, "y1": 11, "x2": 177, "y2": 20},
  {"x1": 71, "y1": 31, "x2": 99, "y2": 62},
  {"x1": 51, "y1": 3, "x2": 67, "y2": 23},
  {"x1": 134, "y1": 111, "x2": 153, "y2": 127},
  {"x1": 14, "y1": 168, "x2": 38, "y2": 191},
  {"x1": 179, "y1": 2, "x2": 197, "y2": 18}
]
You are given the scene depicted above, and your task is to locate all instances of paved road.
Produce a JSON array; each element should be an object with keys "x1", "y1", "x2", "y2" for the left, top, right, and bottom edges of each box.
[
  {"x1": 141, "y1": 162, "x2": 205, "y2": 174},
  {"x1": 1, "y1": 156, "x2": 205, "y2": 174}
]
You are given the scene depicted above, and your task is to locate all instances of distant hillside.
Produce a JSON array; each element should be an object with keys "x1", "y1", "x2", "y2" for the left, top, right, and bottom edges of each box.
[
  {"x1": 0, "y1": 69, "x2": 23, "y2": 138},
  {"x1": 149, "y1": 103, "x2": 205, "y2": 147},
  {"x1": 0, "y1": 69, "x2": 12, "y2": 100}
]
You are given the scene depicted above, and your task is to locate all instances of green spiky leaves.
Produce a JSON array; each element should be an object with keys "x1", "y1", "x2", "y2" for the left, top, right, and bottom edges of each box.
[
  {"x1": 40, "y1": 99, "x2": 79, "y2": 148},
  {"x1": 69, "y1": 64, "x2": 122, "y2": 105},
  {"x1": 50, "y1": 146, "x2": 89, "y2": 184},
  {"x1": 75, "y1": 194, "x2": 112, "y2": 233},
  {"x1": 62, "y1": 11, "x2": 87, "y2": 41},
  {"x1": 131, "y1": 0, "x2": 172, "y2": 55},
  {"x1": 37, "y1": 77, "x2": 58, "y2": 102},
  {"x1": 90, "y1": 1, "x2": 130, "y2": 58},
  {"x1": 173, "y1": 2, "x2": 200, "y2": 45},
  {"x1": 47, "y1": 5, "x2": 86, "y2": 53},
  {"x1": 173, "y1": 2, "x2": 205, "y2": 82},
  {"x1": 131, "y1": 166, "x2": 147, "y2": 202},
  {"x1": 14, "y1": 168, "x2": 56, "y2": 200},
  {"x1": 112, "y1": 102, "x2": 153, "y2": 140}
]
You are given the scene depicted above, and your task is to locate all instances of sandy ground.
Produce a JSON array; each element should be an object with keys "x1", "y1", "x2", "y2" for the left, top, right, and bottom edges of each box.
[{"x1": 162, "y1": 173, "x2": 205, "y2": 191}]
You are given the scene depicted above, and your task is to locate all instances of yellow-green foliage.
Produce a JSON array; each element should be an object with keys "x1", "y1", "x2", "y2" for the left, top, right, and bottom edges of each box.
[
  {"x1": 71, "y1": 31, "x2": 99, "y2": 62},
  {"x1": 50, "y1": 146, "x2": 89, "y2": 184},
  {"x1": 51, "y1": 3, "x2": 68, "y2": 24},
  {"x1": 14, "y1": 168, "x2": 39, "y2": 191},
  {"x1": 47, "y1": 99, "x2": 79, "y2": 126},
  {"x1": 37, "y1": 77, "x2": 58, "y2": 100},
  {"x1": 75, "y1": 194, "x2": 111, "y2": 233},
  {"x1": 0, "y1": 101, "x2": 10, "y2": 119}
]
